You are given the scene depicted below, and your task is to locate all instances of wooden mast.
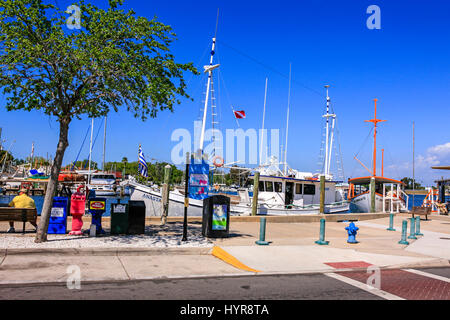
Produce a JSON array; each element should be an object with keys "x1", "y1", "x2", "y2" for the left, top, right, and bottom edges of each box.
[{"x1": 365, "y1": 99, "x2": 386, "y2": 177}]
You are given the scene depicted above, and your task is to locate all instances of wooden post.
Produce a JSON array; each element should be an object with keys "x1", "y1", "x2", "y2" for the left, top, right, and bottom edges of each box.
[
  {"x1": 182, "y1": 153, "x2": 190, "y2": 242},
  {"x1": 370, "y1": 177, "x2": 376, "y2": 213},
  {"x1": 251, "y1": 172, "x2": 260, "y2": 216},
  {"x1": 161, "y1": 164, "x2": 172, "y2": 225},
  {"x1": 320, "y1": 175, "x2": 325, "y2": 214}
]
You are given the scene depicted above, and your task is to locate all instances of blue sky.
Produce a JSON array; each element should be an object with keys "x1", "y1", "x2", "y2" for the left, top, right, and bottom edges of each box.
[{"x1": 0, "y1": 0, "x2": 449, "y2": 186}]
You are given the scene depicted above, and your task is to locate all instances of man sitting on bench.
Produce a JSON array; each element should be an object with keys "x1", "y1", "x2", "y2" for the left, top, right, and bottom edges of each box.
[{"x1": 8, "y1": 188, "x2": 37, "y2": 233}]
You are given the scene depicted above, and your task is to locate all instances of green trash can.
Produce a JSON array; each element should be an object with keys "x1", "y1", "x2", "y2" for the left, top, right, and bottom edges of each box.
[{"x1": 110, "y1": 200, "x2": 129, "y2": 235}]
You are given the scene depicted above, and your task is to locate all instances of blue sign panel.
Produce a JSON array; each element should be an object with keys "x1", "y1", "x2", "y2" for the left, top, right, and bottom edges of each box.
[{"x1": 188, "y1": 160, "x2": 209, "y2": 200}]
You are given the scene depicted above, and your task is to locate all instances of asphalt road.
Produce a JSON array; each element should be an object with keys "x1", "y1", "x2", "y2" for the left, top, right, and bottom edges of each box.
[{"x1": 0, "y1": 267, "x2": 448, "y2": 301}]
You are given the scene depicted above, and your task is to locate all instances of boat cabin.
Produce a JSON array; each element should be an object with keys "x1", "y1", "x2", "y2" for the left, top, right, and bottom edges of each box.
[
  {"x1": 348, "y1": 176, "x2": 405, "y2": 200},
  {"x1": 249, "y1": 174, "x2": 340, "y2": 208}
]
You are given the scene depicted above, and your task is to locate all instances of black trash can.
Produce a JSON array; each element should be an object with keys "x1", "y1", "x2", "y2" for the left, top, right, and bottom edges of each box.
[
  {"x1": 202, "y1": 195, "x2": 230, "y2": 238},
  {"x1": 128, "y1": 200, "x2": 146, "y2": 235},
  {"x1": 110, "y1": 200, "x2": 129, "y2": 235}
]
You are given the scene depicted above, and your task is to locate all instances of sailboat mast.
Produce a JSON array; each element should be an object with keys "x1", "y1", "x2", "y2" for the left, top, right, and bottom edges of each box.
[
  {"x1": 88, "y1": 118, "x2": 94, "y2": 185},
  {"x1": 199, "y1": 10, "x2": 220, "y2": 155},
  {"x1": 102, "y1": 116, "x2": 107, "y2": 171},
  {"x1": 372, "y1": 99, "x2": 378, "y2": 177},
  {"x1": 364, "y1": 98, "x2": 385, "y2": 177},
  {"x1": 284, "y1": 64, "x2": 292, "y2": 176},
  {"x1": 324, "y1": 85, "x2": 330, "y2": 176},
  {"x1": 260, "y1": 78, "x2": 268, "y2": 166}
]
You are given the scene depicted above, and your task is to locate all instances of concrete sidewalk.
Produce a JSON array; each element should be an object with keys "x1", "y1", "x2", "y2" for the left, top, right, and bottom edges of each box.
[{"x1": 0, "y1": 214, "x2": 449, "y2": 286}]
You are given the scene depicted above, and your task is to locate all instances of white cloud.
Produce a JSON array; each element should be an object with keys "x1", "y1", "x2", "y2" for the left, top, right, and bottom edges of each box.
[
  {"x1": 382, "y1": 142, "x2": 450, "y2": 186},
  {"x1": 427, "y1": 142, "x2": 450, "y2": 159}
]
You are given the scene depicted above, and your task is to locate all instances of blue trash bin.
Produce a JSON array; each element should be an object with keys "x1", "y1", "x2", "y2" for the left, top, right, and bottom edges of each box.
[{"x1": 48, "y1": 197, "x2": 69, "y2": 234}]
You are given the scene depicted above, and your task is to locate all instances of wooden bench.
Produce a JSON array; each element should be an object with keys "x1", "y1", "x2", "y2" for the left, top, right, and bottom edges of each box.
[
  {"x1": 0, "y1": 207, "x2": 38, "y2": 234},
  {"x1": 410, "y1": 206, "x2": 431, "y2": 220}
]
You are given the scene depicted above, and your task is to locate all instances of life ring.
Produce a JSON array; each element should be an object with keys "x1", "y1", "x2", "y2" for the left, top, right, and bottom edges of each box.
[
  {"x1": 212, "y1": 156, "x2": 224, "y2": 167},
  {"x1": 77, "y1": 185, "x2": 89, "y2": 195}
]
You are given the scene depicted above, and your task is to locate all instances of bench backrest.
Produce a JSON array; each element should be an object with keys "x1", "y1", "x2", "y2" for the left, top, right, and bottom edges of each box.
[
  {"x1": 412, "y1": 206, "x2": 431, "y2": 214},
  {"x1": 0, "y1": 207, "x2": 38, "y2": 221}
]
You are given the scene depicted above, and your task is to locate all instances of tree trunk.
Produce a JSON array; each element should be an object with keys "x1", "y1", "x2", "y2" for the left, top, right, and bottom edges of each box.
[{"x1": 35, "y1": 117, "x2": 70, "y2": 243}]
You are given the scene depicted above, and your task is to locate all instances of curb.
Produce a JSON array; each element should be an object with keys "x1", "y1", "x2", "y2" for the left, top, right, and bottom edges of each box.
[{"x1": 1, "y1": 246, "x2": 214, "y2": 256}]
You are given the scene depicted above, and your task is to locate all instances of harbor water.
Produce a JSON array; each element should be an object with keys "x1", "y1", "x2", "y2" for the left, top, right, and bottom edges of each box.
[{"x1": 1, "y1": 194, "x2": 448, "y2": 215}]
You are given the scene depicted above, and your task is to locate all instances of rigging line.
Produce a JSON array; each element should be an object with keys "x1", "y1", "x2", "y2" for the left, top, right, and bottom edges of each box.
[
  {"x1": 217, "y1": 39, "x2": 324, "y2": 97},
  {"x1": 378, "y1": 126, "x2": 401, "y2": 178},
  {"x1": 216, "y1": 55, "x2": 240, "y2": 128},
  {"x1": 72, "y1": 124, "x2": 91, "y2": 170},
  {"x1": 214, "y1": 8, "x2": 220, "y2": 39},
  {"x1": 83, "y1": 118, "x2": 104, "y2": 169},
  {"x1": 335, "y1": 118, "x2": 346, "y2": 181},
  {"x1": 349, "y1": 127, "x2": 374, "y2": 178},
  {"x1": 354, "y1": 127, "x2": 374, "y2": 159}
]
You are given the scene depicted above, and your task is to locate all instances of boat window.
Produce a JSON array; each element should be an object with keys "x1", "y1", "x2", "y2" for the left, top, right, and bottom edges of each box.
[
  {"x1": 274, "y1": 182, "x2": 282, "y2": 193},
  {"x1": 265, "y1": 181, "x2": 274, "y2": 192},
  {"x1": 295, "y1": 183, "x2": 303, "y2": 194},
  {"x1": 259, "y1": 181, "x2": 265, "y2": 192},
  {"x1": 304, "y1": 184, "x2": 316, "y2": 195}
]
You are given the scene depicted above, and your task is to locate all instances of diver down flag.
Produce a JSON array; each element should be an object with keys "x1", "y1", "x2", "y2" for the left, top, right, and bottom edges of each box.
[{"x1": 233, "y1": 110, "x2": 246, "y2": 119}]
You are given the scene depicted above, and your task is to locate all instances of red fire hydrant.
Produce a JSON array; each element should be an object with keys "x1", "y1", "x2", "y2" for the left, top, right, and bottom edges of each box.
[{"x1": 69, "y1": 186, "x2": 87, "y2": 236}]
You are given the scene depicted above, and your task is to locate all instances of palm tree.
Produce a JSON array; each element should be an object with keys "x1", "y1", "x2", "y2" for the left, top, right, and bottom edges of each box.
[{"x1": 122, "y1": 157, "x2": 128, "y2": 177}]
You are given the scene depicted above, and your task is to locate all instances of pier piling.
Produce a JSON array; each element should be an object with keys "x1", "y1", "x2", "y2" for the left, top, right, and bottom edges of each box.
[
  {"x1": 251, "y1": 172, "x2": 260, "y2": 216},
  {"x1": 161, "y1": 164, "x2": 171, "y2": 225},
  {"x1": 320, "y1": 175, "x2": 325, "y2": 214}
]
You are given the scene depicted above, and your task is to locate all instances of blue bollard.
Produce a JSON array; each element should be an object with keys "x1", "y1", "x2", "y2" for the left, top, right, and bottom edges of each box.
[
  {"x1": 315, "y1": 219, "x2": 329, "y2": 245},
  {"x1": 345, "y1": 222, "x2": 359, "y2": 244},
  {"x1": 398, "y1": 220, "x2": 409, "y2": 245},
  {"x1": 408, "y1": 217, "x2": 417, "y2": 240},
  {"x1": 415, "y1": 216, "x2": 424, "y2": 236},
  {"x1": 387, "y1": 214, "x2": 396, "y2": 231},
  {"x1": 255, "y1": 217, "x2": 269, "y2": 245}
]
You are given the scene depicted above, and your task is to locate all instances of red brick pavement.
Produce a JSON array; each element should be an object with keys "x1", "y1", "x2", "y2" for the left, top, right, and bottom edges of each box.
[{"x1": 325, "y1": 261, "x2": 450, "y2": 300}]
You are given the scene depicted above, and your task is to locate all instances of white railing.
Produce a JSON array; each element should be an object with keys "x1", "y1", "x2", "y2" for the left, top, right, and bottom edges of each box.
[{"x1": 382, "y1": 183, "x2": 408, "y2": 213}]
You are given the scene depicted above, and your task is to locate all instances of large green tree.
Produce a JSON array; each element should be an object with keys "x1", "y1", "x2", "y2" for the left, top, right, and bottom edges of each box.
[
  {"x1": 0, "y1": 0, "x2": 197, "y2": 242},
  {"x1": 401, "y1": 177, "x2": 425, "y2": 190}
]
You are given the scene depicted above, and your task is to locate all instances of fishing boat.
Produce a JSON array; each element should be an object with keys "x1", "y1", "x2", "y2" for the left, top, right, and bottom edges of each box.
[
  {"x1": 128, "y1": 30, "x2": 349, "y2": 216},
  {"x1": 348, "y1": 99, "x2": 409, "y2": 213},
  {"x1": 86, "y1": 172, "x2": 117, "y2": 196}
]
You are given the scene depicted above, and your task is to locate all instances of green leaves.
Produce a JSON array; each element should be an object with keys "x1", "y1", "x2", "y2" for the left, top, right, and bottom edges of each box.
[{"x1": 0, "y1": 0, "x2": 199, "y2": 122}]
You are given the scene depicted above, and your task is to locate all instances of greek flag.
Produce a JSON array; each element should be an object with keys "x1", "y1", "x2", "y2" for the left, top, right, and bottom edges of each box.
[{"x1": 138, "y1": 145, "x2": 148, "y2": 177}]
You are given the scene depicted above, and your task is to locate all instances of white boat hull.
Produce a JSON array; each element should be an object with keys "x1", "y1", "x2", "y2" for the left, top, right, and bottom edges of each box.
[
  {"x1": 350, "y1": 193, "x2": 408, "y2": 213},
  {"x1": 129, "y1": 181, "x2": 350, "y2": 217}
]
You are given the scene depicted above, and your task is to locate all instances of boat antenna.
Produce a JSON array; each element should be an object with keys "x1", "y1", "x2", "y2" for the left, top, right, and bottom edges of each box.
[
  {"x1": 365, "y1": 99, "x2": 386, "y2": 177},
  {"x1": 284, "y1": 63, "x2": 292, "y2": 176},
  {"x1": 198, "y1": 9, "x2": 220, "y2": 155},
  {"x1": 412, "y1": 121, "x2": 415, "y2": 205},
  {"x1": 260, "y1": 77, "x2": 268, "y2": 166}
]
